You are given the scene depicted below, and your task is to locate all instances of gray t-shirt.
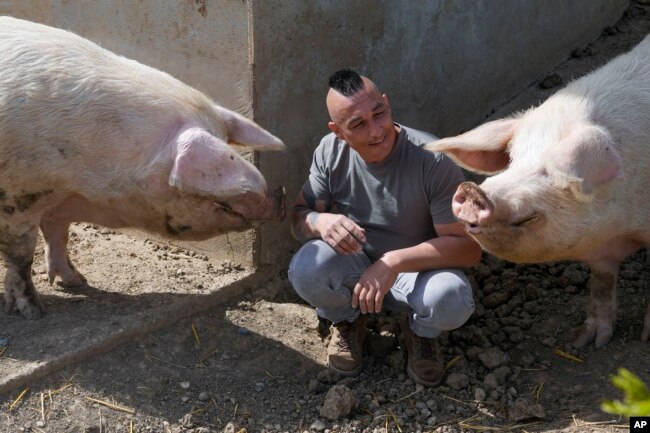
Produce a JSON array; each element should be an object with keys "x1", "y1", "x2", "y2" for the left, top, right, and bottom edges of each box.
[{"x1": 302, "y1": 123, "x2": 465, "y2": 261}]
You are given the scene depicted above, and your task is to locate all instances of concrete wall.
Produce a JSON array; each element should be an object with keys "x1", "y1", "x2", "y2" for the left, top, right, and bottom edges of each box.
[
  {"x1": 0, "y1": 0, "x2": 629, "y2": 270},
  {"x1": 0, "y1": 0, "x2": 259, "y2": 266},
  {"x1": 253, "y1": 0, "x2": 628, "y2": 267}
]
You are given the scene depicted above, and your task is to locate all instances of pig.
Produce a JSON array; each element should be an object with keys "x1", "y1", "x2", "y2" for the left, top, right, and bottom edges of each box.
[
  {"x1": 0, "y1": 16, "x2": 285, "y2": 319},
  {"x1": 424, "y1": 34, "x2": 650, "y2": 348}
]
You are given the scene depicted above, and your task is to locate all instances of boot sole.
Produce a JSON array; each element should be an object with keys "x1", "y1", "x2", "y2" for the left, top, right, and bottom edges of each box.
[
  {"x1": 406, "y1": 363, "x2": 442, "y2": 387},
  {"x1": 327, "y1": 360, "x2": 363, "y2": 377}
]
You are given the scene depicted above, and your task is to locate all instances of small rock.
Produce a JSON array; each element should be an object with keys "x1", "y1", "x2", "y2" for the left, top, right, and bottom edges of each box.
[
  {"x1": 541, "y1": 337, "x2": 556, "y2": 348},
  {"x1": 493, "y1": 366, "x2": 512, "y2": 385},
  {"x1": 483, "y1": 291, "x2": 510, "y2": 308},
  {"x1": 571, "y1": 45, "x2": 593, "y2": 58},
  {"x1": 180, "y1": 381, "x2": 190, "y2": 389},
  {"x1": 508, "y1": 398, "x2": 546, "y2": 421},
  {"x1": 319, "y1": 385, "x2": 357, "y2": 420},
  {"x1": 181, "y1": 396, "x2": 189, "y2": 403},
  {"x1": 474, "y1": 387, "x2": 487, "y2": 401},
  {"x1": 0, "y1": 337, "x2": 7, "y2": 347},
  {"x1": 310, "y1": 419, "x2": 326, "y2": 431},
  {"x1": 223, "y1": 422, "x2": 237, "y2": 433},
  {"x1": 237, "y1": 327, "x2": 250, "y2": 335},
  {"x1": 478, "y1": 347, "x2": 509, "y2": 369},
  {"x1": 539, "y1": 73, "x2": 563, "y2": 89},
  {"x1": 317, "y1": 369, "x2": 340, "y2": 384},
  {"x1": 255, "y1": 383, "x2": 264, "y2": 392},
  {"x1": 198, "y1": 391, "x2": 210, "y2": 402},
  {"x1": 384, "y1": 349, "x2": 406, "y2": 371},
  {"x1": 446, "y1": 373, "x2": 470, "y2": 391},
  {"x1": 36, "y1": 420, "x2": 46, "y2": 428},
  {"x1": 308, "y1": 378, "x2": 321, "y2": 393}
]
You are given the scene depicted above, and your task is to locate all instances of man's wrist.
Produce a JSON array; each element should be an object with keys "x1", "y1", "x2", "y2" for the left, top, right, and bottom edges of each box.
[{"x1": 379, "y1": 251, "x2": 401, "y2": 273}]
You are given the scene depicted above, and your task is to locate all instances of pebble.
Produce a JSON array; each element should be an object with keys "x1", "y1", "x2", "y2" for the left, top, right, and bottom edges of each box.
[
  {"x1": 180, "y1": 381, "x2": 190, "y2": 389},
  {"x1": 237, "y1": 327, "x2": 250, "y2": 335},
  {"x1": 319, "y1": 385, "x2": 357, "y2": 420},
  {"x1": 446, "y1": 373, "x2": 470, "y2": 390},
  {"x1": 181, "y1": 396, "x2": 189, "y2": 403},
  {"x1": 310, "y1": 419, "x2": 326, "y2": 431},
  {"x1": 0, "y1": 337, "x2": 7, "y2": 347},
  {"x1": 478, "y1": 347, "x2": 509, "y2": 369},
  {"x1": 255, "y1": 383, "x2": 264, "y2": 392},
  {"x1": 198, "y1": 391, "x2": 210, "y2": 402}
]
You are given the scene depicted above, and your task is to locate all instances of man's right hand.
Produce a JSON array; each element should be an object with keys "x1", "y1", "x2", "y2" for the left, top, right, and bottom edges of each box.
[
  {"x1": 315, "y1": 213, "x2": 366, "y2": 255},
  {"x1": 291, "y1": 190, "x2": 366, "y2": 254}
]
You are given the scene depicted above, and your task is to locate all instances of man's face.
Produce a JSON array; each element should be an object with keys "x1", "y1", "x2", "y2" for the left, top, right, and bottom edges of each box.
[{"x1": 327, "y1": 78, "x2": 398, "y2": 163}]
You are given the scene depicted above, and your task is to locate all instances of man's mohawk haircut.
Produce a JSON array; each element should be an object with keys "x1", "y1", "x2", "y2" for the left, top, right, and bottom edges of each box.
[{"x1": 328, "y1": 68, "x2": 364, "y2": 96}]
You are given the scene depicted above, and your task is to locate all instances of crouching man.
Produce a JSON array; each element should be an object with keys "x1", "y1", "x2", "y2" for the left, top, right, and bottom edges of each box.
[{"x1": 288, "y1": 68, "x2": 482, "y2": 386}]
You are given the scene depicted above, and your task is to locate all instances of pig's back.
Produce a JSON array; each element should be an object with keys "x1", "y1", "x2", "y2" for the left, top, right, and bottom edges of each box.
[
  {"x1": 557, "y1": 35, "x2": 650, "y2": 235},
  {"x1": 561, "y1": 34, "x2": 650, "y2": 157},
  {"x1": 0, "y1": 16, "x2": 222, "y2": 191}
]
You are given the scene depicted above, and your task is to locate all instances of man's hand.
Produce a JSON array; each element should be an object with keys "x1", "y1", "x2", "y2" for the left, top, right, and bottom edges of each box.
[
  {"x1": 352, "y1": 258, "x2": 398, "y2": 314},
  {"x1": 317, "y1": 213, "x2": 366, "y2": 255}
]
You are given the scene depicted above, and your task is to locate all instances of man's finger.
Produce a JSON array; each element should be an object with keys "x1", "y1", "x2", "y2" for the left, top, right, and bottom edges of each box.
[
  {"x1": 357, "y1": 286, "x2": 369, "y2": 314},
  {"x1": 364, "y1": 288, "x2": 375, "y2": 314},
  {"x1": 342, "y1": 220, "x2": 367, "y2": 244},
  {"x1": 374, "y1": 291, "x2": 385, "y2": 313},
  {"x1": 352, "y1": 282, "x2": 362, "y2": 309},
  {"x1": 328, "y1": 231, "x2": 356, "y2": 254}
]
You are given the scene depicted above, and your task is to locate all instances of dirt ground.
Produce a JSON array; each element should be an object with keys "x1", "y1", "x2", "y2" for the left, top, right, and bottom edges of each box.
[{"x1": 2, "y1": 3, "x2": 650, "y2": 433}]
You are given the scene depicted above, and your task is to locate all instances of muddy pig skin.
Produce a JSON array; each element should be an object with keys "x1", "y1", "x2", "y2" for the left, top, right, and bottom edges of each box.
[
  {"x1": 0, "y1": 17, "x2": 286, "y2": 319},
  {"x1": 425, "y1": 35, "x2": 650, "y2": 348}
]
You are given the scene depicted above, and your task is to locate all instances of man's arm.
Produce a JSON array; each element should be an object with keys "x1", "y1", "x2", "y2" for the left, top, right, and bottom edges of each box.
[
  {"x1": 379, "y1": 221, "x2": 482, "y2": 273},
  {"x1": 290, "y1": 190, "x2": 367, "y2": 255},
  {"x1": 352, "y1": 221, "x2": 482, "y2": 314}
]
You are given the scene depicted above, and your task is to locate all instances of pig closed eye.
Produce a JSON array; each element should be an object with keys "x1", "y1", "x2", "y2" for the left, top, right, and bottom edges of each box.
[{"x1": 513, "y1": 215, "x2": 538, "y2": 227}]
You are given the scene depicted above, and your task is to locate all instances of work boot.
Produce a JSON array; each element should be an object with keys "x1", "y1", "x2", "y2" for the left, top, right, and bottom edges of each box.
[
  {"x1": 401, "y1": 319, "x2": 444, "y2": 386},
  {"x1": 327, "y1": 315, "x2": 367, "y2": 376}
]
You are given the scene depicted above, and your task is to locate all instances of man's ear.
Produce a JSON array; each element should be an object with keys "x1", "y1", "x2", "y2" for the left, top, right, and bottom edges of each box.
[{"x1": 328, "y1": 121, "x2": 344, "y2": 140}]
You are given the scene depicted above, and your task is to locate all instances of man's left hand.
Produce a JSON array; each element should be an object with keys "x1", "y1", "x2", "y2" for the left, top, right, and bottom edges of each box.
[{"x1": 352, "y1": 259, "x2": 398, "y2": 314}]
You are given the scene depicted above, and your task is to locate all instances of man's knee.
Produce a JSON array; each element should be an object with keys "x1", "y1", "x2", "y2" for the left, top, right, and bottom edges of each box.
[
  {"x1": 434, "y1": 271, "x2": 475, "y2": 330},
  {"x1": 416, "y1": 270, "x2": 475, "y2": 332},
  {"x1": 288, "y1": 239, "x2": 336, "y2": 293}
]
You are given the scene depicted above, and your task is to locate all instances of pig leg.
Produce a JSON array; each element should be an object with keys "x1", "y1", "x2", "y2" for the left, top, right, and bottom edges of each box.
[
  {"x1": 573, "y1": 264, "x2": 618, "y2": 348},
  {"x1": 1, "y1": 224, "x2": 45, "y2": 319},
  {"x1": 40, "y1": 218, "x2": 86, "y2": 287}
]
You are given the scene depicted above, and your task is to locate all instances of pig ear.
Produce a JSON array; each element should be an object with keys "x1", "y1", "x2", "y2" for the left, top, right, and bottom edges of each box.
[
  {"x1": 423, "y1": 118, "x2": 518, "y2": 174},
  {"x1": 545, "y1": 125, "x2": 623, "y2": 199},
  {"x1": 213, "y1": 105, "x2": 284, "y2": 151},
  {"x1": 169, "y1": 129, "x2": 267, "y2": 197}
]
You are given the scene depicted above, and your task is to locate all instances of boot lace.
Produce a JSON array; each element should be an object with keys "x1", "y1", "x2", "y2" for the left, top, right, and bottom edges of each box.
[{"x1": 335, "y1": 322, "x2": 353, "y2": 352}]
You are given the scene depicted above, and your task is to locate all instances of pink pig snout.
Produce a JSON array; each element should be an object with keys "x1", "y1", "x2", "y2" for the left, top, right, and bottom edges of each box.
[{"x1": 452, "y1": 182, "x2": 494, "y2": 232}]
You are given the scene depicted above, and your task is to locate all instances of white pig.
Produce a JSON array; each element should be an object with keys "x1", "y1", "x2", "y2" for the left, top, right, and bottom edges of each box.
[
  {"x1": 0, "y1": 17, "x2": 285, "y2": 319},
  {"x1": 425, "y1": 35, "x2": 650, "y2": 348}
]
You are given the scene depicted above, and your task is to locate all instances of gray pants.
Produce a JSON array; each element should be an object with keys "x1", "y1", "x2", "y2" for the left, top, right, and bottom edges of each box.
[{"x1": 288, "y1": 239, "x2": 475, "y2": 338}]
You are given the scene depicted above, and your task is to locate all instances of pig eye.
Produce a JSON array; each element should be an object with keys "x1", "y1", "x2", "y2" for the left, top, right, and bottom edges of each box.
[{"x1": 513, "y1": 214, "x2": 538, "y2": 227}]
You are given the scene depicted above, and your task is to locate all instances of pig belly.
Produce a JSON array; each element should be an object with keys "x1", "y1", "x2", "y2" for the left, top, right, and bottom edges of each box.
[{"x1": 39, "y1": 194, "x2": 131, "y2": 286}]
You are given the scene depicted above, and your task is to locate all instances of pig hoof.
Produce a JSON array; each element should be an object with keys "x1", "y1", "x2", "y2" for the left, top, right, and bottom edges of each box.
[
  {"x1": 16, "y1": 299, "x2": 43, "y2": 320},
  {"x1": 572, "y1": 330, "x2": 595, "y2": 348},
  {"x1": 594, "y1": 332, "x2": 613, "y2": 348}
]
